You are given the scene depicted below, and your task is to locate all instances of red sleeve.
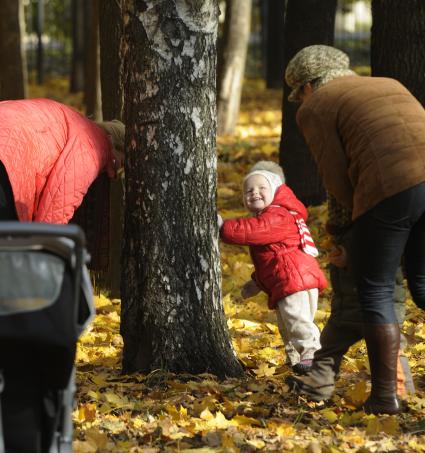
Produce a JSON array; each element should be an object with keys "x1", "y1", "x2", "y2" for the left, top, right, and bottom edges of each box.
[{"x1": 220, "y1": 207, "x2": 298, "y2": 246}]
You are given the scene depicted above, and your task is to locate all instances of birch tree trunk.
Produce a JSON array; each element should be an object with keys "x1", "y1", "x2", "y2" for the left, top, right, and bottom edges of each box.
[
  {"x1": 217, "y1": 0, "x2": 252, "y2": 135},
  {"x1": 371, "y1": 0, "x2": 425, "y2": 106},
  {"x1": 0, "y1": 0, "x2": 27, "y2": 100},
  {"x1": 279, "y1": 0, "x2": 337, "y2": 206},
  {"x1": 121, "y1": 0, "x2": 243, "y2": 378}
]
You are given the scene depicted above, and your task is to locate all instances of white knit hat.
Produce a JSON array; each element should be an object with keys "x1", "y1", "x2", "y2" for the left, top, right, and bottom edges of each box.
[
  {"x1": 250, "y1": 160, "x2": 285, "y2": 183},
  {"x1": 243, "y1": 170, "x2": 282, "y2": 198}
]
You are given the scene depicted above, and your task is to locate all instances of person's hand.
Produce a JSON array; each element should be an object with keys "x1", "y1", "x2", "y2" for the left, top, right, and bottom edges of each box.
[
  {"x1": 112, "y1": 148, "x2": 125, "y2": 172},
  {"x1": 328, "y1": 245, "x2": 347, "y2": 268},
  {"x1": 241, "y1": 279, "x2": 261, "y2": 299},
  {"x1": 217, "y1": 214, "x2": 224, "y2": 229},
  {"x1": 106, "y1": 148, "x2": 125, "y2": 179}
]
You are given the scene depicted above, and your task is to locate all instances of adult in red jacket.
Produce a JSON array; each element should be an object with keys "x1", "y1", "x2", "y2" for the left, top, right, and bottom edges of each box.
[
  {"x1": 0, "y1": 98, "x2": 125, "y2": 223},
  {"x1": 219, "y1": 161, "x2": 327, "y2": 374}
]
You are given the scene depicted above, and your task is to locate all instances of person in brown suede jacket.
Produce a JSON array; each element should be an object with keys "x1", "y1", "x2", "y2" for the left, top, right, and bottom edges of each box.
[{"x1": 284, "y1": 45, "x2": 425, "y2": 415}]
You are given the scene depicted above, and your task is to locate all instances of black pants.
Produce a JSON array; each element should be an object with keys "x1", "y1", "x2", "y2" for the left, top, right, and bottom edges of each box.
[
  {"x1": 0, "y1": 161, "x2": 17, "y2": 220},
  {"x1": 353, "y1": 183, "x2": 425, "y2": 323}
]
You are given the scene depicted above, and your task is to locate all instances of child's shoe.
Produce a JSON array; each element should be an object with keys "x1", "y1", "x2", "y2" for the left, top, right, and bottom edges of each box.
[{"x1": 292, "y1": 359, "x2": 313, "y2": 375}]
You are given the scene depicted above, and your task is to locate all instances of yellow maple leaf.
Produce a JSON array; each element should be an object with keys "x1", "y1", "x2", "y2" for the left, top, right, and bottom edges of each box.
[
  {"x1": 321, "y1": 409, "x2": 338, "y2": 423},
  {"x1": 235, "y1": 337, "x2": 252, "y2": 353},
  {"x1": 210, "y1": 411, "x2": 232, "y2": 429},
  {"x1": 365, "y1": 415, "x2": 399, "y2": 436},
  {"x1": 380, "y1": 416, "x2": 400, "y2": 435},
  {"x1": 157, "y1": 417, "x2": 188, "y2": 440},
  {"x1": 221, "y1": 431, "x2": 238, "y2": 450},
  {"x1": 77, "y1": 403, "x2": 97, "y2": 423},
  {"x1": 73, "y1": 440, "x2": 97, "y2": 453},
  {"x1": 345, "y1": 380, "x2": 368, "y2": 405},
  {"x1": 193, "y1": 396, "x2": 218, "y2": 416},
  {"x1": 84, "y1": 428, "x2": 110, "y2": 449},
  {"x1": 199, "y1": 408, "x2": 214, "y2": 421},
  {"x1": 231, "y1": 414, "x2": 262, "y2": 427},
  {"x1": 253, "y1": 362, "x2": 276, "y2": 377},
  {"x1": 246, "y1": 439, "x2": 265, "y2": 449},
  {"x1": 104, "y1": 392, "x2": 130, "y2": 408}
]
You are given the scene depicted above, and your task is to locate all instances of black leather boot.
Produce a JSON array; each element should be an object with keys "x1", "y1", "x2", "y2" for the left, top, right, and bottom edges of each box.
[{"x1": 363, "y1": 323, "x2": 401, "y2": 415}]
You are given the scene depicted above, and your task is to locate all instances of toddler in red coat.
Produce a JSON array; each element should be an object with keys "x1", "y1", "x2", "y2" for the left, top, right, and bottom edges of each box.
[{"x1": 219, "y1": 161, "x2": 327, "y2": 374}]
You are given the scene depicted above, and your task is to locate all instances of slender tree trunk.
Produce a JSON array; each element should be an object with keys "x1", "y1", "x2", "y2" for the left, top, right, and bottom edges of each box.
[
  {"x1": 371, "y1": 0, "x2": 425, "y2": 106},
  {"x1": 279, "y1": 0, "x2": 337, "y2": 206},
  {"x1": 217, "y1": 0, "x2": 252, "y2": 135},
  {"x1": 99, "y1": 0, "x2": 124, "y2": 120},
  {"x1": 0, "y1": 0, "x2": 27, "y2": 100},
  {"x1": 121, "y1": 0, "x2": 243, "y2": 378},
  {"x1": 261, "y1": 0, "x2": 285, "y2": 89},
  {"x1": 100, "y1": 0, "x2": 125, "y2": 298},
  {"x1": 70, "y1": 0, "x2": 85, "y2": 93},
  {"x1": 36, "y1": 0, "x2": 44, "y2": 85},
  {"x1": 72, "y1": 0, "x2": 125, "y2": 287},
  {"x1": 84, "y1": 0, "x2": 102, "y2": 121}
]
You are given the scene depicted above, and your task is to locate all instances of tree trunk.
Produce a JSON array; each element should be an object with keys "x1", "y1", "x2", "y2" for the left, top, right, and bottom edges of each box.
[
  {"x1": 36, "y1": 0, "x2": 44, "y2": 85},
  {"x1": 279, "y1": 0, "x2": 337, "y2": 206},
  {"x1": 71, "y1": 0, "x2": 111, "y2": 282},
  {"x1": 99, "y1": 0, "x2": 125, "y2": 298},
  {"x1": 217, "y1": 0, "x2": 252, "y2": 135},
  {"x1": 121, "y1": 0, "x2": 243, "y2": 378},
  {"x1": 99, "y1": 0, "x2": 124, "y2": 120},
  {"x1": 261, "y1": 0, "x2": 285, "y2": 89},
  {"x1": 70, "y1": 0, "x2": 85, "y2": 93},
  {"x1": 0, "y1": 0, "x2": 27, "y2": 100},
  {"x1": 84, "y1": 0, "x2": 102, "y2": 121},
  {"x1": 371, "y1": 0, "x2": 425, "y2": 106}
]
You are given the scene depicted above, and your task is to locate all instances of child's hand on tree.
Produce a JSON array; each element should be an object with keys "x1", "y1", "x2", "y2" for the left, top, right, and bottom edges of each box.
[
  {"x1": 217, "y1": 214, "x2": 224, "y2": 229},
  {"x1": 328, "y1": 245, "x2": 347, "y2": 268},
  {"x1": 241, "y1": 279, "x2": 261, "y2": 299}
]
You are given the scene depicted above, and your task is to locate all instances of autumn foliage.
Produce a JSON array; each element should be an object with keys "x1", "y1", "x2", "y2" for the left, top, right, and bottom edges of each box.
[{"x1": 31, "y1": 79, "x2": 425, "y2": 452}]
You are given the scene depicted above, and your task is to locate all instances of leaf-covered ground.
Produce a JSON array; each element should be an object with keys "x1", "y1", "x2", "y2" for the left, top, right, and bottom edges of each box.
[{"x1": 31, "y1": 78, "x2": 425, "y2": 452}]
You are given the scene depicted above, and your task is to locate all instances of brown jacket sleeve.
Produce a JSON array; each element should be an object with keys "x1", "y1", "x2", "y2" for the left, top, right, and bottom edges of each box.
[{"x1": 297, "y1": 107, "x2": 354, "y2": 210}]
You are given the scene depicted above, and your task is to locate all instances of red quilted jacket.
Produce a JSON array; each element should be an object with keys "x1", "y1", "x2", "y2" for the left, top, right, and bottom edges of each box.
[
  {"x1": 0, "y1": 98, "x2": 115, "y2": 223},
  {"x1": 220, "y1": 184, "x2": 327, "y2": 309}
]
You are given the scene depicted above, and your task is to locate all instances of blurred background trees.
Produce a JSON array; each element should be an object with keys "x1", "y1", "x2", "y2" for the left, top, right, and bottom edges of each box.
[
  {"x1": 0, "y1": 0, "x2": 28, "y2": 100},
  {"x1": 4, "y1": 0, "x2": 373, "y2": 115},
  {"x1": 371, "y1": 0, "x2": 425, "y2": 105},
  {"x1": 0, "y1": 0, "x2": 376, "y2": 290}
]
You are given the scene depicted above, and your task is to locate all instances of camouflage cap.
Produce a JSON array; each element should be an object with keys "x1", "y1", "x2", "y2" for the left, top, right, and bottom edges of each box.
[{"x1": 285, "y1": 45, "x2": 351, "y2": 102}]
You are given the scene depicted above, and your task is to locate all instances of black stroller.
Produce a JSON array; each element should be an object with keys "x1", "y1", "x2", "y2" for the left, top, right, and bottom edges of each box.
[{"x1": 0, "y1": 222, "x2": 95, "y2": 453}]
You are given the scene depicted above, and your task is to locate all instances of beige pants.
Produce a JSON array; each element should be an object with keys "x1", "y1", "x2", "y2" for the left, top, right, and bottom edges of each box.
[{"x1": 276, "y1": 288, "x2": 321, "y2": 365}]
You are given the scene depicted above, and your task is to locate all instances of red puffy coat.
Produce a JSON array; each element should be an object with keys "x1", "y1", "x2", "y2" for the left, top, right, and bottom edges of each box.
[
  {"x1": 220, "y1": 184, "x2": 327, "y2": 309},
  {"x1": 0, "y1": 98, "x2": 115, "y2": 223}
]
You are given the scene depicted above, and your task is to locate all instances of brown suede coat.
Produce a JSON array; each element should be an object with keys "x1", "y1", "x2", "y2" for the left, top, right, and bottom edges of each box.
[{"x1": 297, "y1": 76, "x2": 425, "y2": 219}]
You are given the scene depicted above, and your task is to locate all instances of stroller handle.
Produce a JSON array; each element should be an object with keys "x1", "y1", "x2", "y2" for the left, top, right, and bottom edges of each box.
[{"x1": 0, "y1": 222, "x2": 86, "y2": 249}]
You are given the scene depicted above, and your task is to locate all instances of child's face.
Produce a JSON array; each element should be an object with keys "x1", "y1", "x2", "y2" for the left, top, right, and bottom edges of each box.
[{"x1": 243, "y1": 174, "x2": 274, "y2": 214}]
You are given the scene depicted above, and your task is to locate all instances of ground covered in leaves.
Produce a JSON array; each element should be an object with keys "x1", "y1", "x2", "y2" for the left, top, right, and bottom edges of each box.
[{"x1": 31, "y1": 79, "x2": 425, "y2": 452}]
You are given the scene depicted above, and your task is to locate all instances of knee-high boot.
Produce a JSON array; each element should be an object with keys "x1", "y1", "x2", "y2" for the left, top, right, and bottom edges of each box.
[{"x1": 363, "y1": 323, "x2": 401, "y2": 415}]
